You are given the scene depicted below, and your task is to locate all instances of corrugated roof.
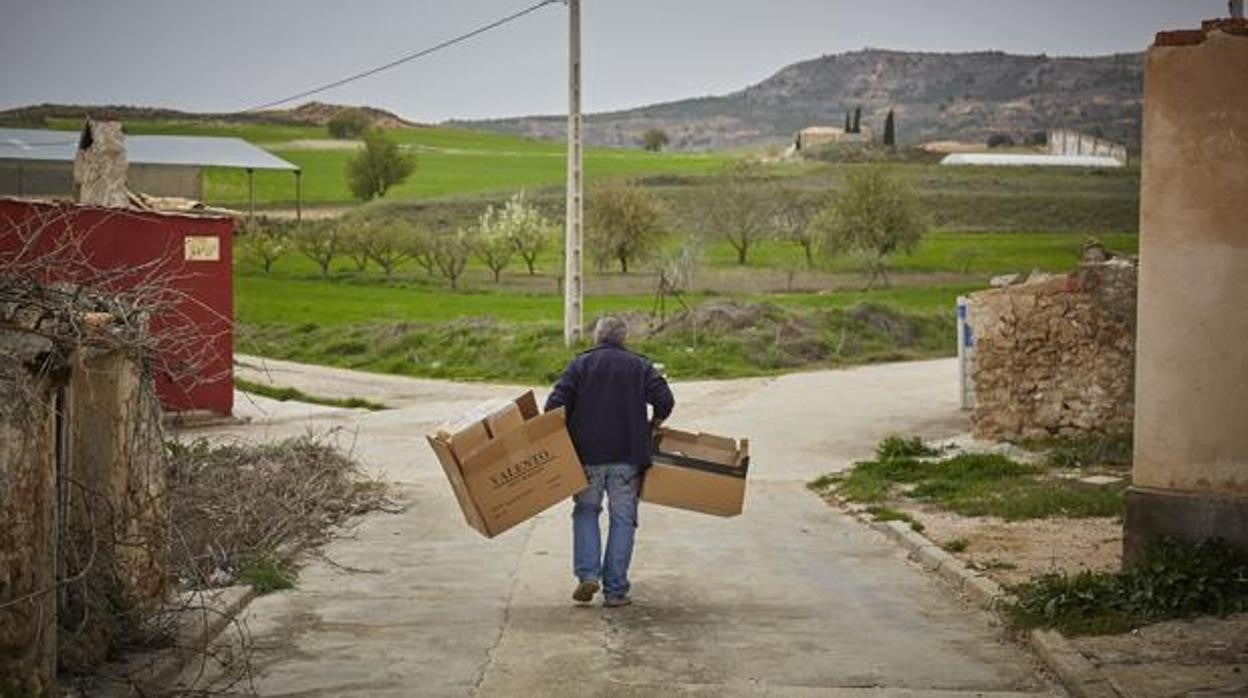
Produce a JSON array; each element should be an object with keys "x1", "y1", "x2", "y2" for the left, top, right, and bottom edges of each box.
[
  {"x1": 940, "y1": 153, "x2": 1124, "y2": 168},
  {"x1": 0, "y1": 127, "x2": 298, "y2": 171}
]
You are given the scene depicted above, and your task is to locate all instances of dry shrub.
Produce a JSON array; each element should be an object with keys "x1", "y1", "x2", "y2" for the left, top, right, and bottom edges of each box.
[{"x1": 166, "y1": 432, "x2": 394, "y2": 590}]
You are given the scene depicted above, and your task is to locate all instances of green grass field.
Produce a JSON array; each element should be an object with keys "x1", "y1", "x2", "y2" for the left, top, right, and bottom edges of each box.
[
  {"x1": 205, "y1": 146, "x2": 728, "y2": 205},
  {"x1": 698, "y1": 231, "x2": 1139, "y2": 272},
  {"x1": 46, "y1": 117, "x2": 731, "y2": 206},
  {"x1": 30, "y1": 115, "x2": 1143, "y2": 384}
]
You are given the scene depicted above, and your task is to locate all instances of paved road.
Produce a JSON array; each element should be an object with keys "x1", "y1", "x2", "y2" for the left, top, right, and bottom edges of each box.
[{"x1": 189, "y1": 356, "x2": 1058, "y2": 696}]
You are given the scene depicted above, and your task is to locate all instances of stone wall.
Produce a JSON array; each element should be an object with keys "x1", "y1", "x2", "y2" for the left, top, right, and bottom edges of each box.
[
  {"x1": 0, "y1": 297, "x2": 169, "y2": 691},
  {"x1": 967, "y1": 256, "x2": 1138, "y2": 441},
  {"x1": 0, "y1": 335, "x2": 63, "y2": 698}
]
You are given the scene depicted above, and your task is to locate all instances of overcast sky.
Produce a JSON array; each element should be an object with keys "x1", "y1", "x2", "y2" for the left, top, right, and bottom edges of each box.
[{"x1": 0, "y1": 1, "x2": 1230, "y2": 123}]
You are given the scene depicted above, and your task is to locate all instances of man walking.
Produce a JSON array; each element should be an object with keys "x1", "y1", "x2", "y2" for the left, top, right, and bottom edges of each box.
[{"x1": 545, "y1": 316, "x2": 674, "y2": 607}]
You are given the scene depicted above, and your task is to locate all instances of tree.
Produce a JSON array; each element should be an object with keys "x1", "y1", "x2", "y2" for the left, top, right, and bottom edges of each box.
[
  {"x1": 292, "y1": 221, "x2": 341, "y2": 278},
  {"x1": 690, "y1": 161, "x2": 776, "y2": 265},
  {"x1": 773, "y1": 189, "x2": 833, "y2": 268},
  {"x1": 327, "y1": 109, "x2": 372, "y2": 139},
  {"x1": 844, "y1": 112, "x2": 852, "y2": 133},
  {"x1": 338, "y1": 222, "x2": 371, "y2": 271},
  {"x1": 431, "y1": 228, "x2": 474, "y2": 290},
  {"x1": 346, "y1": 129, "x2": 415, "y2": 201},
  {"x1": 586, "y1": 181, "x2": 664, "y2": 273},
  {"x1": 407, "y1": 224, "x2": 436, "y2": 276},
  {"x1": 812, "y1": 167, "x2": 926, "y2": 289},
  {"x1": 852, "y1": 107, "x2": 862, "y2": 134},
  {"x1": 240, "y1": 221, "x2": 290, "y2": 274},
  {"x1": 477, "y1": 192, "x2": 555, "y2": 275},
  {"x1": 883, "y1": 109, "x2": 896, "y2": 147},
  {"x1": 473, "y1": 212, "x2": 515, "y2": 283},
  {"x1": 642, "y1": 129, "x2": 670, "y2": 152},
  {"x1": 361, "y1": 218, "x2": 427, "y2": 280}
]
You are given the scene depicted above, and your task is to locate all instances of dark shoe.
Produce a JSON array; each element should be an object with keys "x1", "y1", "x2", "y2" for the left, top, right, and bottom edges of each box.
[
  {"x1": 603, "y1": 595, "x2": 632, "y2": 608},
  {"x1": 572, "y1": 580, "x2": 600, "y2": 603}
]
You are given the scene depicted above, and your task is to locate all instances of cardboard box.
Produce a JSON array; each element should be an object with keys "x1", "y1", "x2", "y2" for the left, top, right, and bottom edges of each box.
[
  {"x1": 641, "y1": 428, "x2": 750, "y2": 517},
  {"x1": 428, "y1": 391, "x2": 588, "y2": 538}
]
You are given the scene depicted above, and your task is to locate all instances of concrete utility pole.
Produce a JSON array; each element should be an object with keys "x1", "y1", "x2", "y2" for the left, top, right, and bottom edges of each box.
[{"x1": 563, "y1": 0, "x2": 584, "y2": 346}]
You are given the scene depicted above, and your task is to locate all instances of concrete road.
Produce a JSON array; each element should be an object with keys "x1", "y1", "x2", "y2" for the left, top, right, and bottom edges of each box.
[{"x1": 190, "y1": 356, "x2": 1058, "y2": 696}]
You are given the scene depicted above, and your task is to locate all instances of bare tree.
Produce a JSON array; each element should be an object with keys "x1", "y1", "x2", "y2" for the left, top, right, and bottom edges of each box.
[
  {"x1": 691, "y1": 161, "x2": 777, "y2": 265},
  {"x1": 361, "y1": 219, "x2": 418, "y2": 280},
  {"x1": 432, "y1": 228, "x2": 475, "y2": 290},
  {"x1": 773, "y1": 189, "x2": 833, "y2": 268},
  {"x1": 293, "y1": 221, "x2": 341, "y2": 278}
]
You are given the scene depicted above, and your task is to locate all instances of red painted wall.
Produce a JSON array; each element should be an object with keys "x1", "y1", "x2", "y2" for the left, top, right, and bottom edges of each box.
[{"x1": 0, "y1": 199, "x2": 235, "y2": 415}]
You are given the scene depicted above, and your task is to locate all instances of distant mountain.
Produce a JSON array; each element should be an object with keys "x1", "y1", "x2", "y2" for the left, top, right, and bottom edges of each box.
[
  {"x1": 453, "y1": 48, "x2": 1144, "y2": 151},
  {"x1": 0, "y1": 101, "x2": 419, "y2": 130}
]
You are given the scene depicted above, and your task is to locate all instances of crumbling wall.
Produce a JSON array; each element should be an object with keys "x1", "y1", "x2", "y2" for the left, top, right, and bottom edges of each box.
[
  {"x1": 0, "y1": 289, "x2": 170, "y2": 690},
  {"x1": 0, "y1": 336, "x2": 62, "y2": 698},
  {"x1": 968, "y1": 258, "x2": 1137, "y2": 441}
]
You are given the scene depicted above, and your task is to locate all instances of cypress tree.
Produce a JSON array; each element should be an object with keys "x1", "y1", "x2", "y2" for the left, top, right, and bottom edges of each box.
[
  {"x1": 844, "y1": 112, "x2": 852, "y2": 133},
  {"x1": 883, "y1": 108, "x2": 896, "y2": 147},
  {"x1": 852, "y1": 107, "x2": 862, "y2": 134}
]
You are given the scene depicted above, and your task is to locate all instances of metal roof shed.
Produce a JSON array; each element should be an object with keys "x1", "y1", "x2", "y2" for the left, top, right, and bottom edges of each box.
[
  {"x1": 0, "y1": 127, "x2": 302, "y2": 219},
  {"x1": 940, "y1": 153, "x2": 1125, "y2": 168}
]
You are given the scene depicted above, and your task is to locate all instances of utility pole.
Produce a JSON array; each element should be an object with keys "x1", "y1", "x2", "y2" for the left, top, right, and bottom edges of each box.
[{"x1": 563, "y1": 0, "x2": 584, "y2": 346}]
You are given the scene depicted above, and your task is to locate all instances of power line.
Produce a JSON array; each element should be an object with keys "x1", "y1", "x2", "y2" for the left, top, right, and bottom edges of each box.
[{"x1": 241, "y1": 0, "x2": 563, "y2": 113}]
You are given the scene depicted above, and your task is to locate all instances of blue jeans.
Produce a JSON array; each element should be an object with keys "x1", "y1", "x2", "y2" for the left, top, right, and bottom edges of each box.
[{"x1": 573, "y1": 463, "x2": 641, "y2": 599}]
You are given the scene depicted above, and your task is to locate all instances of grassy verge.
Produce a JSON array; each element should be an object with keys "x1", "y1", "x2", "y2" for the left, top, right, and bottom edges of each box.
[
  {"x1": 813, "y1": 437, "x2": 1126, "y2": 521},
  {"x1": 238, "y1": 300, "x2": 953, "y2": 384},
  {"x1": 235, "y1": 378, "x2": 388, "y2": 411},
  {"x1": 1005, "y1": 538, "x2": 1248, "y2": 636}
]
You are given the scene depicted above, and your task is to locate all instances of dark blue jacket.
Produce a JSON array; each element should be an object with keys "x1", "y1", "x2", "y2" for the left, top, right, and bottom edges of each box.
[{"x1": 545, "y1": 342, "x2": 674, "y2": 468}]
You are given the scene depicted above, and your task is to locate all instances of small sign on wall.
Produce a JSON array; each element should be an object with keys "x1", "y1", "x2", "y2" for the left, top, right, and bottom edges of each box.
[{"x1": 184, "y1": 235, "x2": 220, "y2": 262}]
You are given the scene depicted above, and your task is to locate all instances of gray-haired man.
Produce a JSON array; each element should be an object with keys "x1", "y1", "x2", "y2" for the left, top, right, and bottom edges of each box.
[{"x1": 544, "y1": 316, "x2": 674, "y2": 607}]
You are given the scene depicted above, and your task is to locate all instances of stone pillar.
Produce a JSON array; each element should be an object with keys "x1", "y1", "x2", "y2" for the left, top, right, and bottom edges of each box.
[
  {"x1": 60, "y1": 348, "x2": 169, "y2": 670},
  {"x1": 1126, "y1": 22, "x2": 1248, "y2": 563}
]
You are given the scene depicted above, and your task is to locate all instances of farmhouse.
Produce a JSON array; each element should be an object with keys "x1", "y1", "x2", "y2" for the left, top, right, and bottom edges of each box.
[
  {"x1": 794, "y1": 125, "x2": 872, "y2": 151},
  {"x1": 0, "y1": 125, "x2": 300, "y2": 217}
]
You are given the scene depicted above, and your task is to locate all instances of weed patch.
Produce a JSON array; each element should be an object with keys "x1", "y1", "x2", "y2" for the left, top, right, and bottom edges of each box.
[
  {"x1": 866, "y1": 505, "x2": 924, "y2": 532},
  {"x1": 943, "y1": 538, "x2": 969, "y2": 553},
  {"x1": 238, "y1": 556, "x2": 297, "y2": 594},
  {"x1": 1022, "y1": 434, "x2": 1133, "y2": 469},
  {"x1": 876, "y1": 435, "x2": 942, "y2": 460},
  {"x1": 1005, "y1": 538, "x2": 1248, "y2": 636},
  {"x1": 831, "y1": 440, "x2": 1126, "y2": 520}
]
